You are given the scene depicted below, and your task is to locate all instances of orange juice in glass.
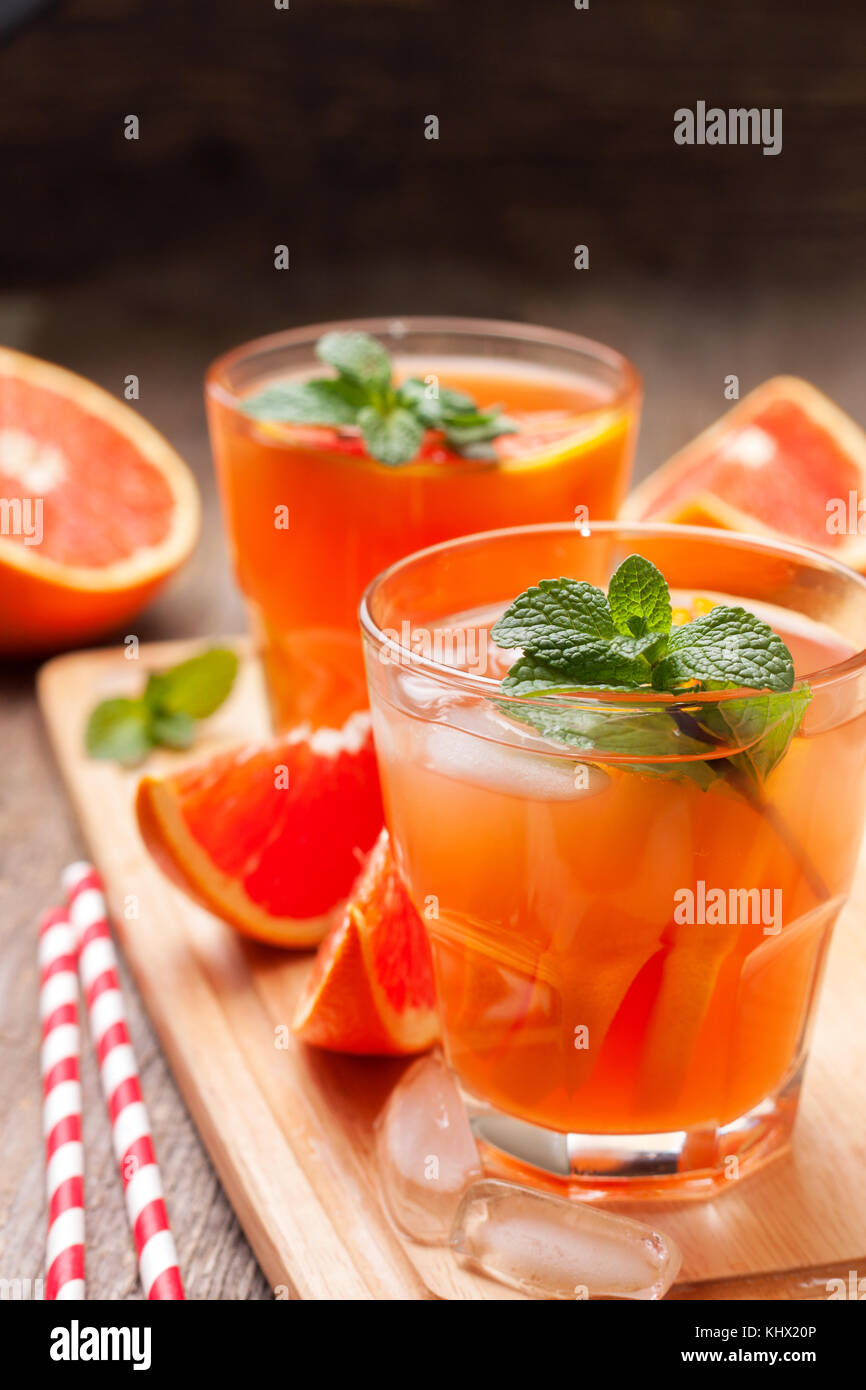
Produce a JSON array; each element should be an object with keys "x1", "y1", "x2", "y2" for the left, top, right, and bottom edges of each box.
[
  {"x1": 361, "y1": 522, "x2": 866, "y2": 1195},
  {"x1": 206, "y1": 318, "x2": 640, "y2": 730}
]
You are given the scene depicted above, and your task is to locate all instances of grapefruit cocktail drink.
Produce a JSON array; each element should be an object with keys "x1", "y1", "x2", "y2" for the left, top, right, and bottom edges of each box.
[
  {"x1": 206, "y1": 318, "x2": 639, "y2": 730},
  {"x1": 361, "y1": 522, "x2": 866, "y2": 1195}
]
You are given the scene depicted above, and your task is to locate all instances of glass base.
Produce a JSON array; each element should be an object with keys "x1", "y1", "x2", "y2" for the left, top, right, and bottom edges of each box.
[{"x1": 463, "y1": 1062, "x2": 804, "y2": 1202}]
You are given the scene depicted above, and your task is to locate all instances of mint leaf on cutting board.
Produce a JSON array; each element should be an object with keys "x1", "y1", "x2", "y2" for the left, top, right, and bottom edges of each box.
[
  {"x1": 86, "y1": 648, "x2": 239, "y2": 764},
  {"x1": 85, "y1": 698, "x2": 154, "y2": 763},
  {"x1": 144, "y1": 648, "x2": 239, "y2": 720}
]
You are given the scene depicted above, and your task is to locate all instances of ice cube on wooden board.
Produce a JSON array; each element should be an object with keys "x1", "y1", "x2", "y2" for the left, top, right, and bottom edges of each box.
[
  {"x1": 451, "y1": 1179, "x2": 682, "y2": 1300},
  {"x1": 376, "y1": 1051, "x2": 483, "y2": 1244}
]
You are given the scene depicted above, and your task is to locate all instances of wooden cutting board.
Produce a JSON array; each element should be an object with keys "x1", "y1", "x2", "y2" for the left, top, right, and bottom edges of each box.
[{"x1": 38, "y1": 639, "x2": 866, "y2": 1301}]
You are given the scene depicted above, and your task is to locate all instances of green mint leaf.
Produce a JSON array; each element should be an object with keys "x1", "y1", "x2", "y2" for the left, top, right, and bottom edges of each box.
[
  {"x1": 242, "y1": 378, "x2": 366, "y2": 426},
  {"x1": 149, "y1": 710, "x2": 196, "y2": 750},
  {"x1": 492, "y1": 577, "x2": 616, "y2": 650},
  {"x1": 496, "y1": 696, "x2": 724, "y2": 791},
  {"x1": 498, "y1": 697, "x2": 714, "y2": 758},
  {"x1": 609, "y1": 631, "x2": 669, "y2": 664},
  {"x1": 315, "y1": 331, "x2": 392, "y2": 389},
  {"x1": 85, "y1": 698, "x2": 153, "y2": 763},
  {"x1": 700, "y1": 687, "x2": 811, "y2": 787},
  {"x1": 651, "y1": 606, "x2": 795, "y2": 693},
  {"x1": 358, "y1": 405, "x2": 425, "y2": 467},
  {"x1": 493, "y1": 579, "x2": 661, "y2": 687},
  {"x1": 144, "y1": 648, "x2": 239, "y2": 719},
  {"x1": 395, "y1": 378, "x2": 442, "y2": 426},
  {"x1": 397, "y1": 378, "x2": 476, "y2": 426},
  {"x1": 437, "y1": 386, "x2": 479, "y2": 415},
  {"x1": 500, "y1": 650, "x2": 650, "y2": 695},
  {"x1": 608, "y1": 555, "x2": 672, "y2": 638},
  {"x1": 442, "y1": 412, "x2": 518, "y2": 455},
  {"x1": 440, "y1": 408, "x2": 506, "y2": 431},
  {"x1": 86, "y1": 649, "x2": 239, "y2": 764}
]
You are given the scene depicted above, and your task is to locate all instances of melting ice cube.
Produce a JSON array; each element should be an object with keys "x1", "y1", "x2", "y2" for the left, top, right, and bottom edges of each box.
[
  {"x1": 451, "y1": 1180, "x2": 682, "y2": 1300},
  {"x1": 375, "y1": 1052, "x2": 483, "y2": 1245},
  {"x1": 421, "y1": 717, "x2": 609, "y2": 801}
]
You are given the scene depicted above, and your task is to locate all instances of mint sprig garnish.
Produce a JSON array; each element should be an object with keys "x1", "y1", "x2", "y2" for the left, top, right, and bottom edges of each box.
[
  {"x1": 241, "y1": 330, "x2": 518, "y2": 466},
  {"x1": 86, "y1": 648, "x2": 239, "y2": 763},
  {"x1": 490, "y1": 580, "x2": 651, "y2": 692},
  {"x1": 492, "y1": 555, "x2": 809, "y2": 792}
]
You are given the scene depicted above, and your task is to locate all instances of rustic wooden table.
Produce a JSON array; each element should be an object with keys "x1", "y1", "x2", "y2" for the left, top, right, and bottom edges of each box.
[{"x1": 1, "y1": 260, "x2": 863, "y2": 1298}]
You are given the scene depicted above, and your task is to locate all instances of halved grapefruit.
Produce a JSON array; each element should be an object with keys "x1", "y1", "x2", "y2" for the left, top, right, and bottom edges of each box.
[
  {"x1": 0, "y1": 348, "x2": 199, "y2": 652},
  {"x1": 293, "y1": 828, "x2": 439, "y2": 1055},
  {"x1": 136, "y1": 711, "x2": 384, "y2": 948},
  {"x1": 623, "y1": 377, "x2": 866, "y2": 569}
]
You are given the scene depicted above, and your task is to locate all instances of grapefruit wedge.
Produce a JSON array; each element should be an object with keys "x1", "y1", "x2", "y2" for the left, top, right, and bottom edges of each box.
[
  {"x1": 0, "y1": 348, "x2": 199, "y2": 651},
  {"x1": 136, "y1": 712, "x2": 384, "y2": 947},
  {"x1": 623, "y1": 377, "x2": 866, "y2": 568},
  {"x1": 293, "y1": 829, "x2": 439, "y2": 1055}
]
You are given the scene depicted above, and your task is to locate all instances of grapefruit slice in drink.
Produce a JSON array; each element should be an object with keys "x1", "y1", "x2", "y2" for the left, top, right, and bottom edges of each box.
[
  {"x1": 0, "y1": 348, "x2": 199, "y2": 652},
  {"x1": 622, "y1": 377, "x2": 866, "y2": 568},
  {"x1": 494, "y1": 409, "x2": 631, "y2": 472},
  {"x1": 293, "y1": 829, "x2": 439, "y2": 1055},
  {"x1": 136, "y1": 712, "x2": 384, "y2": 948}
]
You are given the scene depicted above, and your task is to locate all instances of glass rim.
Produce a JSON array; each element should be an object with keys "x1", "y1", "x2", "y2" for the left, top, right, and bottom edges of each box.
[
  {"x1": 359, "y1": 519, "x2": 866, "y2": 704},
  {"x1": 204, "y1": 314, "x2": 642, "y2": 413}
]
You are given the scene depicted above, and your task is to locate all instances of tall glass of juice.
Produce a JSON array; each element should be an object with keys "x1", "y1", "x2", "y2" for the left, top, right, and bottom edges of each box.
[
  {"x1": 206, "y1": 318, "x2": 640, "y2": 730},
  {"x1": 361, "y1": 521, "x2": 866, "y2": 1196}
]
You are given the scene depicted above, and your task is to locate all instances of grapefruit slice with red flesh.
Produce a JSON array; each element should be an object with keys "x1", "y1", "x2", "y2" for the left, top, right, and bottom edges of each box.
[
  {"x1": 0, "y1": 348, "x2": 199, "y2": 652},
  {"x1": 259, "y1": 413, "x2": 628, "y2": 473},
  {"x1": 494, "y1": 410, "x2": 630, "y2": 471},
  {"x1": 136, "y1": 712, "x2": 384, "y2": 948},
  {"x1": 293, "y1": 828, "x2": 439, "y2": 1055},
  {"x1": 622, "y1": 377, "x2": 866, "y2": 568}
]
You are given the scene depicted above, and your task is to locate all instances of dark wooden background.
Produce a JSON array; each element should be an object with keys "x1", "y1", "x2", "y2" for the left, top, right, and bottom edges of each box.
[
  {"x1": 2, "y1": 0, "x2": 865, "y2": 286},
  {"x1": 1, "y1": 0, "x2": 864, "y2": 1299}
]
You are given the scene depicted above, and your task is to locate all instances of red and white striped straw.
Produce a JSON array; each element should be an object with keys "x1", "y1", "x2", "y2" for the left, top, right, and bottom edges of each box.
[
  {"x1": 39, "y1": 905, "x2": 85, "y2": 1300},
  {"x1": 62, "y1": 861, "x2": 185, "y2": 1300}
]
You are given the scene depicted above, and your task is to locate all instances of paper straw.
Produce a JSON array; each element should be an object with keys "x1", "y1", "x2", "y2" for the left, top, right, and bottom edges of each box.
[
  {"x1": 62, "y1": 862, "x2": 185, "y2": 1300},
  {"x1": 39, "y1": 905, "x2": 85, "y2": 1300}
]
